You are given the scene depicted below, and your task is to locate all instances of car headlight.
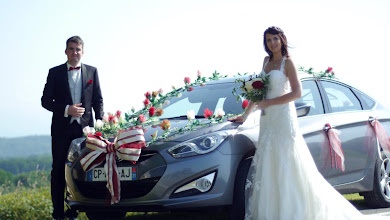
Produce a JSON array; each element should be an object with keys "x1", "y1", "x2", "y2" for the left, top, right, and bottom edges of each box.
[
  {"x1": 67, "y1": 137, "x2": 85, "y2": 163},
  {"x1": 167, "y1": 131, "x2": 234, "y2": 158}
]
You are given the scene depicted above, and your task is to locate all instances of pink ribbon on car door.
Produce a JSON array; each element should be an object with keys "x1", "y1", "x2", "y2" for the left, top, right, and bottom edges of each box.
[{"x1": 323, "y1": 123, "x2": 345, "y2": 172}]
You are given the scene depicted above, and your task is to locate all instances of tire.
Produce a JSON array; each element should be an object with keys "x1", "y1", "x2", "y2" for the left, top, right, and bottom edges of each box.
[
  {"x1": 229, "y1": 156, "x2": 252, "y2": 220},
  {"x1": 363, "y1": 151, "x2": 390, "y2": 208},
  {"x1": 86, "y1": 211, "x2": 126, "y2": 220}
]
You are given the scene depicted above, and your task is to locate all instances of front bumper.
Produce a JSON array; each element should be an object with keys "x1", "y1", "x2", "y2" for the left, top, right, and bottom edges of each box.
[{"x1": 65, "y1": 147, "x2": 243, "y2": 212}]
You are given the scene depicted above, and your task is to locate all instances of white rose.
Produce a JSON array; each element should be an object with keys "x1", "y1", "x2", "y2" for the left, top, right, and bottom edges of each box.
[
  {"x1": 118, "y1": 116, "x2": 125, "y2": 123},
  {"x1": 103, "y1": 113, "x2": 109, "y2": 123},
  {"x1": 82, "y1": 126, "x2": 95, "y2": 136},
  {"x1": 244, "y1": 81, "x2": 253, "y2": 92},
  {"x1": 215, "y1": 108, "x2": 225, "y2": 117},
  {"x1": 95, "y1": 119, "x2": 104, "y2": 129},
  {"x1": 162, "y1": 100, "x2": 170, "y2": 107},
  {"x1": 187, "y1": 110, "x2": 195, "y2": 120}
]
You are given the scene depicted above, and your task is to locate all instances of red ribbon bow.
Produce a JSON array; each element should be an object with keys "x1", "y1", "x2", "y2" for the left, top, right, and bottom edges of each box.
[{"x1": 80, "y1": 126, "x2": 146, "y2": 204}]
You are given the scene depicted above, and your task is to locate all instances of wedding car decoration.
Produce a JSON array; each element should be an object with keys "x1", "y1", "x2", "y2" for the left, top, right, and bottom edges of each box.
[
  {"x1": 323, "y1": 123, "x2": 345, "y2": 172},
  {"x1": 80, "y1": 126, "x2": 146, "y2": 204},
  {"x1": 84, "y1": 71, "x2": 229, "y2": 139},
  {"x1": 84, "y1": 70, "x2": 236, "y2": 147},
  {"x1": 299, "y1": 66, "x2": 337, "y2": 79},
  {"x1": 369, "y1": 118, "x2": 390, "y2": 159},
  {"x1": 81, "y1": 70, "x2": 237, "y2": 204}
]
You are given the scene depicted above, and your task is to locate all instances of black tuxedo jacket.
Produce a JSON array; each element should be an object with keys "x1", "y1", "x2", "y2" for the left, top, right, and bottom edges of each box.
[{"x1": 41, "y1": 63, "x2": 104, "y2": 137}]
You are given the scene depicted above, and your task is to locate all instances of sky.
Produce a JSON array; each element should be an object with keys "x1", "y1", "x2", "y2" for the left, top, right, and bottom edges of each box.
[{"x1": 1, "y1": 0, "x2": 389, "y2": 138}]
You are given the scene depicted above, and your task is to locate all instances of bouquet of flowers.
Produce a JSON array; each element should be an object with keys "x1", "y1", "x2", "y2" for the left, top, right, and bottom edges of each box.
[{"x1": 232, "y1": 73, "x2": 270, "y2": 102}]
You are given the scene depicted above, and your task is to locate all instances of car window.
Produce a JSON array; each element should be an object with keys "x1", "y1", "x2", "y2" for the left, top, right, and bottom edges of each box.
[
  {"x1": 295, "y1": 80, "x2": 324, "y2": 116},
  {"x1": 161, "y1": 83, "x2": 243, "y2": 118},
  {"x1": 353, "y1": 89, "x2": 375, "y2": 110},
  {"x1": 322, "y1": 81, "x2": 362, "y2": 113}
]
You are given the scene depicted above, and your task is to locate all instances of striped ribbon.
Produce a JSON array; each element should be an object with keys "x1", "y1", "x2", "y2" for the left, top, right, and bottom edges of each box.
[{"x1": 80, "y1": 126, "x2": 146, "y2": 204}]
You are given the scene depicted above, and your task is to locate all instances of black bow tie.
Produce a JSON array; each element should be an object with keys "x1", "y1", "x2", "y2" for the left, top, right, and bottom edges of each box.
[{"x1": 69, "y1": 66, "x2": 81, "y2": 71}]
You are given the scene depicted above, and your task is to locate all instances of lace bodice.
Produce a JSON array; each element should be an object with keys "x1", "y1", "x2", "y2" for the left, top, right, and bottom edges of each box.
[{"x1": 260, "y1": 56, "x2": 290, "y2": 99}]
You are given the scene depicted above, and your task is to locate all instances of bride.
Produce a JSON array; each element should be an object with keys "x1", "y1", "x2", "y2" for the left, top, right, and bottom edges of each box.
[{"x1": 228, "y1": 26, "x2": 383, "y2": 219}]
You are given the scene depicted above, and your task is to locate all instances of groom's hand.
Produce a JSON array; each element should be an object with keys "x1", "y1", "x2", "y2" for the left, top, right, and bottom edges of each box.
[{"x1": 68, "y1": 103, "x2": 85, "y2": 117}]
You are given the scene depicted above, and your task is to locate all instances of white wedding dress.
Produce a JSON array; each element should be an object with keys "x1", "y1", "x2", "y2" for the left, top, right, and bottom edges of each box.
[{"x1": 244, "y1": 57, "x2": 382, "y2": 220}]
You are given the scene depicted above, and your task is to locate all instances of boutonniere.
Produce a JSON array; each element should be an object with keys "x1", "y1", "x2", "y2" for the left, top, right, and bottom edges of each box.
[{"x1": 87, "y1": 80, "x2": 93, "y2": 84}]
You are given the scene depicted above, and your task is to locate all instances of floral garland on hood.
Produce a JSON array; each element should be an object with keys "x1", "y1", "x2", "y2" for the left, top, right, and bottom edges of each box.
[{"x1": 82, "y1": 70, "x2": 237, "y2": 146}]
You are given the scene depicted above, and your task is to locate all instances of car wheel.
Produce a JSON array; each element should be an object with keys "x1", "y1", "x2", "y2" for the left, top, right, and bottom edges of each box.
[
  {"x1": 229, "y1": 156, "x2": 252, "y2": 220},
  {"x1": 363, "y1": 151, "x2": 390, "y2": 208},
  {"x1": 86, "y1": 211, "x2": 127, "y2": 220}
]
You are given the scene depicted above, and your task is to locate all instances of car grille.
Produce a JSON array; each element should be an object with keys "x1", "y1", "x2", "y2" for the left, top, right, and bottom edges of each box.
[
  {"x1": 73, "y1": 149, "x2": 166, "y2": 200},
  {"x1": 74, "y1": 177, "x2": 160, "y2": 199}
]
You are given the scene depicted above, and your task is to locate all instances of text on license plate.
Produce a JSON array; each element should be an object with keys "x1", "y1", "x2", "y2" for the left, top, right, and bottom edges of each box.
[{"x1": 87, "y1": 167, "x2": 136, "y2": 181}]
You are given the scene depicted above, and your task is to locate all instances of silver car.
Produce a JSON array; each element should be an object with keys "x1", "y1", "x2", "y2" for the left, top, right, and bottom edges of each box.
[{"x1": 65, "y1": 75, "x2": 390, "y2": 219}]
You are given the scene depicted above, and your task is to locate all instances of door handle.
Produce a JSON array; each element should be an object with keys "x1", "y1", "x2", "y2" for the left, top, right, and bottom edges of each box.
[
  {"x1": 324, "y1": 123, "x2": 332, "y2": 131},
  {"x1": 368, "y1": 116, "x2": 376, "y2": 125}
]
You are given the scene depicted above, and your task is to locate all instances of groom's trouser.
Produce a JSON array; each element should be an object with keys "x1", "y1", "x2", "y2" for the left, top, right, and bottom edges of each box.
[{"x1": 51, "y1": 121, "x2": 82, "y2": 219}]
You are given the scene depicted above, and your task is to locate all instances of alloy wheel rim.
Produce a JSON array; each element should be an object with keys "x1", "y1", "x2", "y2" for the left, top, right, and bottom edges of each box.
[{"x1": 380, "y1": 157, "x2": 390, "y2": 200}]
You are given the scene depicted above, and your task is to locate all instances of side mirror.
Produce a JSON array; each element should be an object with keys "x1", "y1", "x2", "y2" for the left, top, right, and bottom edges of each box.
[{"x1": 295, "y1": 102, "x2": 311, "y2": 117}]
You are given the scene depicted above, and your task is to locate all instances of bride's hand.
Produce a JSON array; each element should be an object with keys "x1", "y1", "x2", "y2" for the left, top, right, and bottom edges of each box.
[
  {"x1": 228, "y1": 115, "x2": 246, "y2": 123},
  {"x1": 257, "y1": 99, "x2": 270, "y2": 110}
]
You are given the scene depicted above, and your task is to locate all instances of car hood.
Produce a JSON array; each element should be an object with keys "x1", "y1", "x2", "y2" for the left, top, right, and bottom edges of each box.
[{"x1": 142, "y1": 118, "x2": 239, "y2": 150}]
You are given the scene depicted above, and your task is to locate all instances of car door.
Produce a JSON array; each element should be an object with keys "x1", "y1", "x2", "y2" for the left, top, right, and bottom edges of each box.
[
  {"x1": 318, "y1": 80, "x2": 374, "y2": 186},
  {"x1": 296, "y1": 79, "x2": 333, "y2": 178}
]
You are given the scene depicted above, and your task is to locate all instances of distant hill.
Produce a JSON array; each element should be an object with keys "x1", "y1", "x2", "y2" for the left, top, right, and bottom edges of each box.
[{"x1": 0, "y1": 135, "x2": 51, "y2": 160}]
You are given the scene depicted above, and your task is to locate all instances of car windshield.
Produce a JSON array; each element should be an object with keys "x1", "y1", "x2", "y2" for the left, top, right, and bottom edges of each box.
[{"x1": 160, "y1": 82, "x2": 244, "y2": 119}]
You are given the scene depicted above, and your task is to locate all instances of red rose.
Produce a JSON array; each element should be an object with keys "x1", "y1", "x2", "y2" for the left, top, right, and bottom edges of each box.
[
  {"x1": 145, "y1": 92, "x2": 151, "y2": 99},
  {"x1": 116, "y1": 110, "x2": 121, "y2": 117},
  {"x1": 149, "y1": 106, "x2": 155, "y2": 117},
  {"x1": 203, "y1": 108, "x2": 213, "y2": 119},
  {"x1": 143, "y1": 99, "x2": 150, "y2": 106},
  {"x1": 184, "y1": 77, "x2": 191, "y2": 84},
  {"x1": 95, "y1": 132, "x2": 102, "y2": 137},
  {"x1": 108, "y1": 115, "x2": 118, "y2": 124},
  {"x1": 242, "y1": 100, "x2": 249, "y2": 109},
  {"x1": 326, "y1": 67, "x2": 333, "y2": 73},
  {"x1": 252, "y1": 81, "x2": 264, "y2": 89},
  {"x1": 87, "y1": 79, "x2": 93, "y2": 84}
]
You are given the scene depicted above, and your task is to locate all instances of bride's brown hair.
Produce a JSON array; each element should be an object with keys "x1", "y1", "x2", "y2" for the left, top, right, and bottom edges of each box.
[{"x1": 263, "y1": 26, "x2": 289, "y2": 60}]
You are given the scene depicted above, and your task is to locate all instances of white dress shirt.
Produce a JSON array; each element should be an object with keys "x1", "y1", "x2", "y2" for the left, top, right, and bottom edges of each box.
[{"x1": 64, "y1": 63, "x2": 82, "y2": 124}]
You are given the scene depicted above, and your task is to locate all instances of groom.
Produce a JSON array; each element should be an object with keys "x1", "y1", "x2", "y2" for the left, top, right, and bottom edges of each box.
[{"x1": 41, "y1": 36, "x2": 104, "y2": 219}]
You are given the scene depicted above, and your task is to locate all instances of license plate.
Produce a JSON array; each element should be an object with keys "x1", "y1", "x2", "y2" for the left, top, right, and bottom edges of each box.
[{"x1": 87, "y1": 167, "x2": 137, "y2": 181}]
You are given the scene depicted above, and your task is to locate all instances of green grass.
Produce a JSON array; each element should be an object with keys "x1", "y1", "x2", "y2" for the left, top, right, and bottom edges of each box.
[
  {"x1": 343, "y1": 193, "x2": 364, "y2": 201},
  {"x1": 0, "y1": 170, "x2": 368, "y2": 220}
]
